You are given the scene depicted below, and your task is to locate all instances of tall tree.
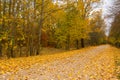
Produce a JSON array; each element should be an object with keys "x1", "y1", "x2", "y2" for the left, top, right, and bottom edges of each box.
[
  {"x1": 109, "y1": 0, "x2": 120, "y2": 47},
  {"x1": 109, "y1": 13, "x2": 120, "y2": 47},
  {"x1": 0, "y1": 0, "x2": 2, "y2": 57},
  {"x1": 36, "y1": 0, "x2": 44, "y2": 55}
]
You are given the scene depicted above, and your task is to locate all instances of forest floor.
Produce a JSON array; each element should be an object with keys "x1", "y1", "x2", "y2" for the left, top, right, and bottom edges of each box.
[{"x1": 0, "y1": 45, "x2": 120, "y2": 80}]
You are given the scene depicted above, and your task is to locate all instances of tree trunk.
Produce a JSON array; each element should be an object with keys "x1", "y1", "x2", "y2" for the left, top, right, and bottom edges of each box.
[
  {"x1": 0, "y1": 0, "x2": 1, "y2": 16},
  {"x1": 10, "y1": 46, "x2": 14, "y2": 58},
  {"x1": 0, "y1": 0, "x2": 2, "y2": 57},
  {"x1": 0, "y1": 43, "x2": 2, "y2": 57},
  {"x1": 2, "y1": 0, "x2": 6, "y2": 30},
  {"x1": 81, "y1": 38, "x2": 85, "y2": 48},
  {"x1": 37, "y1": 0, "x2": 44, "y2": 55},
  {"x1": 9, "y1": 0, "x2": 16, "y2": 58},
  {"x1": 7, "y1": 0, "x2": 12, "y2": 58},
  {"x1": 66, "y1": 35, "x2": 70, "y2": 50},
  {"x1": 33, "y1": 0, "x2": 37, "y2": 56},
  {"x1": 29, "y1": 39, "x2": 33, "y2": 56},
  {"x1": 76, "y1": 39, "x2": 79, "y2": 49},
  {"x1": 19, "y1": 46, "x2": 22, "y2": 57},
  {"x1": 7, "y1": 45, "x2": 11, "y2": 58},
  {"x1": 0, "y1": 0, "x2": 6, "y2": 57}
]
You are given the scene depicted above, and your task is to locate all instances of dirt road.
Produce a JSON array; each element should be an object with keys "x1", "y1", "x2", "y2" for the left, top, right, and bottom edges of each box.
[{"x1": 0, "y1": 45, "x2": 118, "y2": 80}]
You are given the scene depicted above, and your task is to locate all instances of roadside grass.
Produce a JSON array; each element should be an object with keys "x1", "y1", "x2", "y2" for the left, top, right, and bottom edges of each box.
[{"x1": 40, "y1": 47, "x2": 67, "y2": 55}]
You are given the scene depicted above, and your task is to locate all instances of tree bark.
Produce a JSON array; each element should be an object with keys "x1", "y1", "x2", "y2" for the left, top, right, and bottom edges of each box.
[
  {"x1": 37, "y1": 0, "x2": 44, "y2": 55},
  {"x1": 7, "y1": 0, "x2": 12, "y2": 58},
  {"x1": 0, "y1": 0, "x2": 2, "y2": 57},
  {"x1": 10, "y1": 0, "x2": 16, "y2": 58},
  {"x1": 0, "y1": 43, "x2": 2, "y2": 57},
  {"x1": 81, "y1": 38, "x2": 85, "y2": 48},
  {"x1": 76, "y1": 39, "x2": 79, "y2": 49},
  {"x1": 66, "y1": 35, "x2": 70, "y2": 50},
  {"x1": 0, "y1": 0, "x2": 2, "y2": 17},
  {"x1": 19, "y1": 46, "x2": 22, "y2": 57}
]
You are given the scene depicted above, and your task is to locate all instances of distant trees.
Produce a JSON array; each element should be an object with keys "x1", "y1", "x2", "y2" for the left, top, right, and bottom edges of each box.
[{"x1": 89, "y1": 11, "x2": 106, "y2": 45}]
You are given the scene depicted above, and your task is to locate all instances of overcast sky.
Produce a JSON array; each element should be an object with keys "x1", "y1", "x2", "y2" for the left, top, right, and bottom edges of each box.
[
  {"x1": 102, "y1": 0, "x2": 114, "y2": 36},
  {"x1": 91, "y1": 0, "x2": 114, "y2": 36},
  {"x1": 102, "y1": 0, "x2": 114, "y2": 16}
]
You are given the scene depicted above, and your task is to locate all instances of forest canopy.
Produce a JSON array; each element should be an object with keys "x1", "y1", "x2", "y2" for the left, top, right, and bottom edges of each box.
[{"x1": 0, "y1": 0, "x2": 107, "y2": 58}]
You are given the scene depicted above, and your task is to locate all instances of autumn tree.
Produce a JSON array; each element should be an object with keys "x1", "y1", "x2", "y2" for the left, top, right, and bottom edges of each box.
[
  {"x1": 109, "y1": 0, "x2": 120, "y2": 47},
  {"x1": 109, "y1": 13, "x2": 120, "y2": 47}
]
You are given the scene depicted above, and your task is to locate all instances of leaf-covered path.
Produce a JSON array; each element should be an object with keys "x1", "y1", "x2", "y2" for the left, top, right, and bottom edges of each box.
[{"x1": 0, "y1": 45, "x2": 118, "y2": 80}]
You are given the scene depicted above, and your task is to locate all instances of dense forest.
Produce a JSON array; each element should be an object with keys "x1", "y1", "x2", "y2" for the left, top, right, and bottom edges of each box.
[{"x1": 0, "y1": 0, "x2": 119, "y2": 59}]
